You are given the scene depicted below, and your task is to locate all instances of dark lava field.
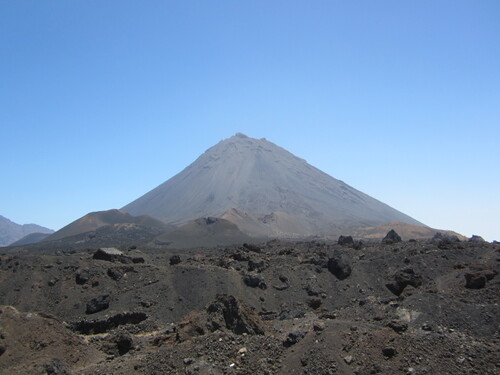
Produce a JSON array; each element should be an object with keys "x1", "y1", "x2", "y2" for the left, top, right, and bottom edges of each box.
[{"x1": 0, "y1": 234, "x2": 498, "y2": 374}]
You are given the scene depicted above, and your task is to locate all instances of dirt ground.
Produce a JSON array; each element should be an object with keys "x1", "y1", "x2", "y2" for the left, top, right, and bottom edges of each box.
[{"x1": 0, "y1": 236, "x2": 498, "y2": 374}]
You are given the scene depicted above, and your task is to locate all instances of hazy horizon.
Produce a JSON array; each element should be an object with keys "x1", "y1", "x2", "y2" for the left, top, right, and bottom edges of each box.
[{"x1": 1, "y1": 1, "x2": 498, "y2": 241}]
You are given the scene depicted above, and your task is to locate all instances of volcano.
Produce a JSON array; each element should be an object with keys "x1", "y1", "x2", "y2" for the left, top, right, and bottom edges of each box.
[{"x1": 122, "y1": 133, "x2": 424, "y2": 238}]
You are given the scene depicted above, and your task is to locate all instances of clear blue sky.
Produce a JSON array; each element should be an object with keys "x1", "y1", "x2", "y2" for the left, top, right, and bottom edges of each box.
[{"x1": 1, "y1": 1, "x2": 499, "y2": 240}]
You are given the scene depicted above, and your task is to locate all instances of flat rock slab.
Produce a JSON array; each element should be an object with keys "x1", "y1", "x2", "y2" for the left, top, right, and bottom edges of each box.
[{"x1": 93, "y1": 248, "x2": 133, "y2": 263}]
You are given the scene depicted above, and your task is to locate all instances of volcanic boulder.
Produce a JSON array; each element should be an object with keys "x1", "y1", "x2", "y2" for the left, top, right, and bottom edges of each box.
[
  {"x1": 465, "y1": 272, "x2": 487, "y2": 289},
  {"x1": 382, "y1": 230, "x2": 402, "y2": 244},
  {"x1": 107, "y1": 266, "x2": 134, "y2": 281},
  {"x1": 283, "y1": 328, "x2": 307, "y2": 347},
  {"x1": 206, "y1": 294, "x2": 265, "y2": 335},
  {"x1": 337, "y1": 235, "x2": 355, "y2": 247},
  {"x1": 169, "y1": 255, "x2": 181, "y2": 265},
  {"x1": 243, "y1": 243, "x2": 262, "y2": 253},
  {"x1": 105, "y1": 332, "x2": 134, "y2": 356},
  {"x1": 75, "y1": 269, "x2": 90, "y2": 285},
  {"x1": 248, "y1": 258, "x2": 267, "y2": 272},
  {"x1": 464, "y1": 264, "x2": 497, "y2": 289},
  {"x1": 327, "y1": 251, "x2": 352, "y2": 280},
  {"x1": 93, "y1": 248, "x2": 131, "y2": 263},
  {"x1": 469, "y1": 235, "x2": 486, "y2": 243},
  {"x1": 433, "y1": 232, "x2": 461, "y2": 249},
  {"x1": 71, "y1": 312, "x2": 148, "y2": 334},
  {"x1": 44, "y1": 359, "x2": 70, "y2": 375},
  {"x1": 244, "y1": 273, "x2": 267, "y2": 289},
  {"x1": 386, "y1": 268, "x2": 423, "y2": 296},
  {"x1": 86, "y1": 295, "x2": 110, "y2": 314}
]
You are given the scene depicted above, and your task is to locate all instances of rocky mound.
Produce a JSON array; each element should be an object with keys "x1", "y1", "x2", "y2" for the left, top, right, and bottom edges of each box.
[{"x1": 0, "y1": 306, "x2": 102, "y2": 374}]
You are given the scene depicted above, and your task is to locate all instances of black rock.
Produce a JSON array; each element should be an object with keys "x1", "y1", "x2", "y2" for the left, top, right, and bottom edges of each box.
[
  {"x1": 114, "y1": 332, "x2": 134, "y2": 355},
  {"x1": 86, "y1": 294, "x2": 110, "y2": 314},
  {"x1": 107, "y1": 266, "x2": 134, "y2": 281},
  {"x1": 308, "y1": 298, "x2": 322, "y2": 309},
  {"x1": 305, "y1": 284, "x2": 320, "y2": 296},
  {"x1": 319, "y1": 312, "x2": 337, "y2": 320},
  {"x1": 353, "y1": 240, "x2": 364, "y2": 250},
  {"x1": 469, "y1": 235, "x2": 486, "y2": 243},
  {"x1": 273, "y1": 283, "x2": 289, "y2": 291},
  {"x1": 465, "y1": 272, "x2": 487, "y2": 289},
  {"x1": 283, "y1": 329, "x2": 307, "y2": 347},
  {"x1": 232, "y1": 252, "x2": 250, "y2": 262},
  {"x1": 107, "y1": 268, "x2": 123, "y2": 281},
  {"x1": 382, "y1": 347, "x2": 397, "y2": 357},
  {"x1": 169, "y1": 255, "x2": 181, "y2": 265},
  {"x1": 469, "y1": 264, "x2": 497, "y2": 280},
  {"x1": 206, "y1": 294, "x2": 265, "y2": 335},
  {"x1": 243, "y1": 273, "x2": 266, "y2": 289},
  {"x1": 464, "y1": 264, "x2": 497, "y2": 289},
  {"x1": 434, "y1": 233, "x2": 460, "y2": 249},
  {"x1": 71, "y1": 312, "x2": 148, "y2": 334},
  {"x1": 248, "y1": 259, "x2": 267, "y2": 272},
  {"x1": 422, "y1": 323, "x2": 433, "y2": 331},
  {"x1": 386, "y1": 320, "x2": 408, "y2": 333},
  {"x1": 313, "y1": 321, "x2": 326, "y2": 331},
  {"x1": 306, "y1": 255, "x2": 328, "y2": 268},
  {"x1": 327, "y1": 251, "x2": 352, "y2": 280},
  {"x1": 44, "y1": 358, "x2": 69, "y2": 375},
  {"x1": 243, "y1": 243, "x2": 262, "y2": 253},
  {"x1": 386, "y1": 268, "x2": 423, "y2": 296},
  {"x1": 337, "y1": 235, "x2": 355, "y2": 247},
  {"x1": 93, "y1": 248, "x2": 132, "y2": 264},
  {"x1": 76, "y1": 270, "x2": 90, "y2": 285},
  {"x1": 382, "y1": 230, "x2": 402, "y2": 244}
]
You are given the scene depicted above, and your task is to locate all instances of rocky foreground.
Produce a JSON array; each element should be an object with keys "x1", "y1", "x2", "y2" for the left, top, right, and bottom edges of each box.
[{"x1": 0, "y1": 234, "x2": 498, "y2": 374}]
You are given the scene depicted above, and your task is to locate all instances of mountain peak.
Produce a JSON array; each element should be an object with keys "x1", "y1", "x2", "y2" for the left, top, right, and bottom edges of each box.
[
  {"x1": 234, "y1": 132, "x2": 249, "y2": 139},
  {"x1": 122, "y1": 135, "x2": 423, "y2": 237},
  {"x1": 0, "y1": 215, "x2": 53, "y2": 246}
]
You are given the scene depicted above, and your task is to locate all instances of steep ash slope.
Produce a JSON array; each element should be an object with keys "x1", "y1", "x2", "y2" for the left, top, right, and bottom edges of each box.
[{"x1": 123, "y1": 133, "x2": 423, "y2": 237}]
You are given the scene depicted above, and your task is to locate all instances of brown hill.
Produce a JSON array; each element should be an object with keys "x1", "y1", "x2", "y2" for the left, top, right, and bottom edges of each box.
[
  {"x1": 154, "y1": 217, "x2": 254, "y2": 249},
  {"x1": 44, "y1": 209, "x2": 172, "y2": 242},
  {"x1": 352, "y1": 222, "x2": 467, "y2": 241}
]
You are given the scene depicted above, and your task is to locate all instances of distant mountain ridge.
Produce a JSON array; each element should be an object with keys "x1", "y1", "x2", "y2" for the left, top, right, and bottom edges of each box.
[
  {"x1": 0, "y1": 215, "x2": 53, "y2": 246},
  {"x1": 123, "y1": 133, "x2": 425, "y2": 238},
  {"x1": 9, "y1": 232, "x2": 52, "y2": 247}
]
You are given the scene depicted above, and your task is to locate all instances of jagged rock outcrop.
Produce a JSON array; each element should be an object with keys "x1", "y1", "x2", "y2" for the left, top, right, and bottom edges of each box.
[{"x1": 382, "y1": 229, "x2": 402, "y2": 244}]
